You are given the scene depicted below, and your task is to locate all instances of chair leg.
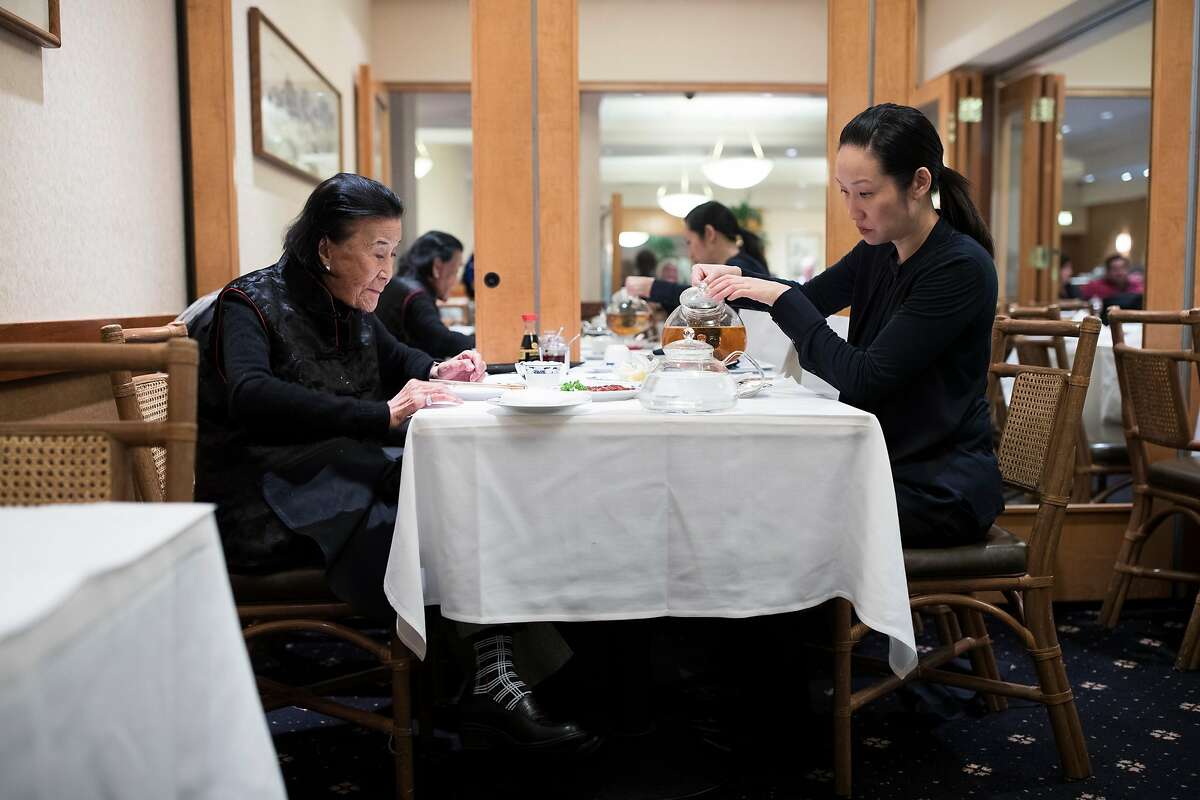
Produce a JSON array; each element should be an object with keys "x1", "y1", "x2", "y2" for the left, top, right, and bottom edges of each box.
[
  {"x1": 1025, "y1": 588, "x2": 1091, "y2": 780},
  {"x1": 1176, "y1": 589, "x2": 1200, "y2": 672},
  {"x1": 390, "y1": 637, "x2": 415, "y2": 800},
  {"x1": 833, "y1": 598, "x2": 854, "y2": 798},
  {"x1": 1099, "y1": 531, "x2": 1147, "y2": 629},
  {"x1": 1099, "y1": 499, "x2": 1153, "y2": 628},
  {"x1": 957, "y1": 607, "x2": 1007, "y2": 712}
]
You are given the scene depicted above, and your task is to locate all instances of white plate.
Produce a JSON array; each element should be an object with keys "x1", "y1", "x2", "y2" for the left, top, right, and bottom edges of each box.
[
  {"x1": 444, "y1": 383, "x2": 506, "y2": 401},
  {"x1": 489, "y1": 390, "x2": 592, "y2": 412}
]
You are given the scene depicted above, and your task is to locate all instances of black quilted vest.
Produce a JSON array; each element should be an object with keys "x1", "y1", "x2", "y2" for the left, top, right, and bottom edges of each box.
[{"x1": 193, "y1": 257, "x2": 386, "y2": 569}]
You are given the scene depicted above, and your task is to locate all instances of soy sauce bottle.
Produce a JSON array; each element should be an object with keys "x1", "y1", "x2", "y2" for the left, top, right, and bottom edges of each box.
[{"x1": 519, "y1": 313, "x2": 540, "y2": 361}]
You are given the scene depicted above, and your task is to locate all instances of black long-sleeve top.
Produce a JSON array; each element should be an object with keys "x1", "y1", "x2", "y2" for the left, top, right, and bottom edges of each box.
[
  {"x1": 648, "y1": 252, "x2": 770, "y2": 310},
  {"x1": 739, "y1": 218, "x2": 1004, "y2": 530},
  {"x1": 375, "y1": 276, "x2": 475, "y2": 358},
  {"x1": 219, "y1": 296, "x2": 434, "y2": 441}
]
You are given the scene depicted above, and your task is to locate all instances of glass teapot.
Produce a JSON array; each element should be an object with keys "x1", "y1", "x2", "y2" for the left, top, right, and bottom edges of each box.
[
  {"x1": 638, "y1": 327, "x2": 766, "y2": 413},
  {"x1": 661, "y1": 282, "x2": 747, "y2": 361},
  {"x1": 605, "y1": 288, "x2": 651, "y2": 340}
]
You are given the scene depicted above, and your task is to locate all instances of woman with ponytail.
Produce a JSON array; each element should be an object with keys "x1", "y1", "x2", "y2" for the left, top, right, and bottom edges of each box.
[
  {"x1": 624, "y1": 200, "x2": 771, "y2": 310},
  {"x1": 375, "y1": 230, "x2": 475, "y2": 357},
  {"x1": 699, "y1": 103, "x2": 1004, "y2": 548}
]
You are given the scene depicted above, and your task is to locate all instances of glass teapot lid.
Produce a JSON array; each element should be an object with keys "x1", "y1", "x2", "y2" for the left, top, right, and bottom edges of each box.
[
  {"x1": 678, "y1": 283, "x2": 719, "y2": 311},
  {"x1": 662, "y1": 327, "x2": 721, "y2": 363},
  {"x1": 667, "y1": 282, "x2": 741, "y2": 328}
]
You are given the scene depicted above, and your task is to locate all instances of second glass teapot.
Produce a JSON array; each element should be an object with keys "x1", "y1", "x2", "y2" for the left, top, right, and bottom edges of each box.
[
  {"x1": 661, "y1": 282, "x2": 746, "y2": 361},
  {"x1": 638, "y1": 327, "x2": 765, "y2": 413}
]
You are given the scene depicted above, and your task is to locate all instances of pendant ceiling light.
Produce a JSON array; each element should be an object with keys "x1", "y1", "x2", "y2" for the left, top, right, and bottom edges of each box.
[
  {"x1": 656, "y1": 172, "x2": 713, "y2": 218},
  {"x1": 414, "y1": 140, "x2": 434, "y2": 180},
  {"x1": 701, "y1": 133, "x2": 774, "y2": 189}
]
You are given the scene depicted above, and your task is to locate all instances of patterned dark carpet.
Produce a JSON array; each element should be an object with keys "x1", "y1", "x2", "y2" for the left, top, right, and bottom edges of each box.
[{"x1": 264, "y1": 599, "x2": 1200, "y2": 799}]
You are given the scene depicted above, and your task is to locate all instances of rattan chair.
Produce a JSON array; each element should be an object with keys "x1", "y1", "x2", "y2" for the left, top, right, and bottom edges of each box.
[
  {"x1": 1003, "y1": 304, "x2": 1131, "y2": 503},
  {"x1": 1097, "y1": 309, "x2": 1200, "y2": 671},
  {"x1": 101, "y1": 323, "x2": 417, "y2": 798},
  {"x1": 0, "y1": 338, "x2": 197, "y2": 505},
  {"x1": 831, "y1": 314, "x2": 1100, "y2": 797}
]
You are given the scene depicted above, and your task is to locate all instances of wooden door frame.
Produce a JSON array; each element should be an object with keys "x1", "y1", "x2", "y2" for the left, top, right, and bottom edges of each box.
[{"x1": 996, "y1": 74, "x2": 1063, "y2": 306}]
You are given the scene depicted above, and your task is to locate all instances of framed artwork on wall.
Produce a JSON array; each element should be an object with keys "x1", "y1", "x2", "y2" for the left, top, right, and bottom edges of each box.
[
  {"x1": 248, "y1": 7, "x2": 342, "y2": 184},
  {"x1": 0, "y1": 0, "x2": 60, "y2": 48}
]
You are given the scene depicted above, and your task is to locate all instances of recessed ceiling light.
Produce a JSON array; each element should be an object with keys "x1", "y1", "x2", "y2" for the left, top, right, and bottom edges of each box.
[
  {"x1": 1143, "y1": 168, "x2": 1150, "y2": 178},
  {"x1": 1061, "y1": 124, "x2": 1071, "y2": 134},
  {"x1": 1099, "y1": 111, "x2": 1114, "y2": 120},
  {"x1": 785, "y1": 147, "x2": 798, "y2": 158},
  {"x1": 1121, "y1": 171, "x2": 1133, "y2": 182},
  {"x1": 1058, "y1": 210, "x2": 1074, "y2": 227},
  {"x1": 1083, "y1": 174, "x2": 1096, "y2": 183}
]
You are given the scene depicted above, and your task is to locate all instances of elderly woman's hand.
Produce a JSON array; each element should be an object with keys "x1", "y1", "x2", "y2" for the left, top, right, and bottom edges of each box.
[
  {"x1": 431, "y1": 350, "x2": 487, "y2": 382},
  {"x1": 704, "y1": 273, "x2": 790, "y2": 307},
  {"x1": 387, "y1": 380, "x2": 461, "y2": 428},
  {"x1": 690, "y1": 263, "x2": 741, "y2": 286}
]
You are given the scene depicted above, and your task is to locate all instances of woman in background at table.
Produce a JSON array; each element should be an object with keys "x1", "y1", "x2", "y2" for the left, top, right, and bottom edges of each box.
[
  {"x1": 192, "y1": 174, "x2": 594, "y2": 753},
  {"x1": 624, "y1": 200, "x2": 771, "y2": 311},
  {"x1": 375, "y1": 230, "x2": 475, "y2": 358},
  {"x1": 698, "y1": 104, "x2": 1005, "y2": 548}
]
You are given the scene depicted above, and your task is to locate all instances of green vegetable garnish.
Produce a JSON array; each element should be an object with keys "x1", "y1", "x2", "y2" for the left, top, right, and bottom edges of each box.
[{"x1": 560, "y1": 380, "x2": 588, "y2": 391}]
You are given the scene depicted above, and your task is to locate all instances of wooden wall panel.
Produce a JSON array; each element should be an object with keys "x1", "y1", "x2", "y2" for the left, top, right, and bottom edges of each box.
[
  {"x1": 1145, "y1": 0, "x2": 1199, "y2": 425},
  {"x1": 873, "y1": 0, "x2": 916, "y2": 107},
  {"x1": 183, "y1": 0, "x2": 240, "y2": 296},
  {"x1": 825, "y1": 0, "x2": 871, "y2": 267},
  {"x1": 536, "y1": 0, "x2": 580, "y2": 359},
  {"x1": 356, "y1": 64, "x2": 374, "y2": 179},
  {"x1": 999, "y1": 504, "x2": 1171, "y2": 601},
  {"x1": 826, "y1": 0, "x2": 916, "y2": 269},
  {"x1": 472, "y1": 0, "x2": 536, "y2": 363}
]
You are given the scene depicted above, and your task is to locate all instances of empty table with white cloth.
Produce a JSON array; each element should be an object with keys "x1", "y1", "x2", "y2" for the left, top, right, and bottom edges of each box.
[
  {"x1": 384, "y1": 383, "x2": 917, "y2": 678},
  {"x1": 0, "y1": 503, "x2": 286, "y2": 800}
]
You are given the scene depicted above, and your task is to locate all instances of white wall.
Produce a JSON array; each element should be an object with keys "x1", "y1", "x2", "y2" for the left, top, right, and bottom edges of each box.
[
  {"x1": 370, "y1": 0, "x2": 470, "y2": 82},
  {"x1": 0, "y1": 0, "x2": 185, "y2": 322},
  {"x1": 231, "y1": 0, "x2": 373, "y2": 273},
  {"x1": 919, "y1": 0, "x2": 1126, "y2": 82},
  {"x1": 1039, "y1": 17, "x2": 1151, "y2": 89},
  {"x1": 580, "y1": 0, "x2": 826, "y2": 83}
]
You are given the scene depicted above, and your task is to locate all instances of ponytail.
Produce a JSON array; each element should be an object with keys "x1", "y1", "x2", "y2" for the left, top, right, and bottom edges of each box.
[
  {"x1": 937, "y1": 167, "x2": 993, "y2": 257},
  {"x1": 684, "y1": 200, "x2": 770, "y2": 271},
  {"x1": 840, "y1": 103, "x2": 994, "y2": 257},
  {"x1": 736, "y1": 226, "x2": 768, "y2": 269}
]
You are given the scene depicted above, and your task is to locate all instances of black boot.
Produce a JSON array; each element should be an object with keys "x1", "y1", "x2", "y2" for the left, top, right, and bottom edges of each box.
[{"x1": 457, "y1": 631, "x2": 600, "y2": 753}]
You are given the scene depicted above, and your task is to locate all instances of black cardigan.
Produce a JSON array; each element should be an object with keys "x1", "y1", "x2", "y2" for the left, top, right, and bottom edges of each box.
[{"x1": 740, "y1": 218, "x2": 1005, "y2": 531}]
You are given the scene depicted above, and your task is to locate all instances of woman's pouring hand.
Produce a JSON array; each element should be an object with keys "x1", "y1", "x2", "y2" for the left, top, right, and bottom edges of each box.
[
  {"x1": 388, "y1": 380, "x2": 461, "y2": 428},
  {"x1": 703, "y1": 274, "x2": 790, "y2": 307},
  {"x1": 431, "y1": 350, "x2": 487, "y2": 382}
]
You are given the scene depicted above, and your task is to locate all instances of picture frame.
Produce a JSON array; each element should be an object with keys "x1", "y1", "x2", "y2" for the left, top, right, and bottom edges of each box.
[
  {"x1": 0, "y1": 0, "x2": 60, "y2": 48},
  {"x1": 248, "y1": 7, "x2": 342, "y2": 184}
]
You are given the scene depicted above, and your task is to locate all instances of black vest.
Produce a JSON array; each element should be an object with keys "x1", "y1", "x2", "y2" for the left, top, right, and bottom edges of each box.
[{"x1": 193, "y1": 258, "x2": 386, "y2": 569}]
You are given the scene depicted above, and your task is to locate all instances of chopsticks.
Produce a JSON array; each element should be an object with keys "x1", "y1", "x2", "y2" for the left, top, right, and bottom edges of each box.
[{"x1": 432, "y1": 378, "x2": 525, "y2": 390}]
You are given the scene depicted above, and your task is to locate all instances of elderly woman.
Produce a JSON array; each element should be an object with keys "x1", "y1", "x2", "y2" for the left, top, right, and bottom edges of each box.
[
  {"x1": 375, "y1": 230, "x2": 475, "y2": 358},
  {"x1": 193, "y1": 174, "x2": 592, "y2": 752}
]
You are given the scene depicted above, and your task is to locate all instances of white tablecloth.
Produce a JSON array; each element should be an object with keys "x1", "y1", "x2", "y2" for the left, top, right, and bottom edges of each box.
[
  {"x1": 0, "y1": 504, "x2": 285, "y2": 800},
  {"x1": 384, "y1": 383, "x2": 917, "y2": 678}
]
